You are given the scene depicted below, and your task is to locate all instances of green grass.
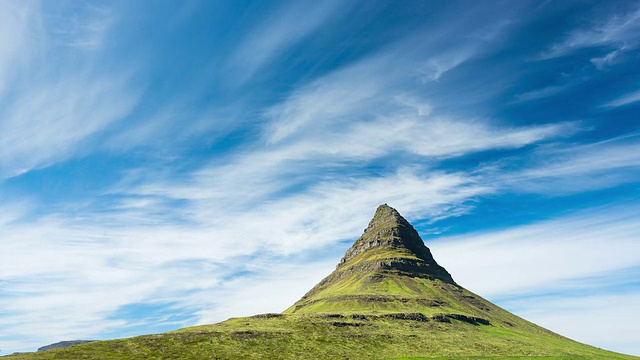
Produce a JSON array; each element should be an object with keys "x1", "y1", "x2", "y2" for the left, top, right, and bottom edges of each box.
[{"x1": 3, "y1": 313, "x2": 636, "y2": 359}]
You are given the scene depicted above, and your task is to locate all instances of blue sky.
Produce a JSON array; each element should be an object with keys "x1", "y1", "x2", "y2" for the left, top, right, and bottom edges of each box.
[{"x1": 1, "y1": 0, "x2": 639, "y2": 356}]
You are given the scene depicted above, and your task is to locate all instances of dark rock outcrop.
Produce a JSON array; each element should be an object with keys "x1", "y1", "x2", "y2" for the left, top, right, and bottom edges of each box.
[{"x1": 376, "y1": 312, "x2": 430, "y2": 322}]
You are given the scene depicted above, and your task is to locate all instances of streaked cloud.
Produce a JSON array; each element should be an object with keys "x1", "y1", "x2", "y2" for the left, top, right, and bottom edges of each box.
[
  {"x1": 602, "y1": 89, "x2": 640, "y2": 108},
  {"x1": 263, "y1": 44, "x2": 576, "y2": 160},
  {"x1": 510, "y1": 84, "x2": 571, "y2": 103},
  {"x1": 433, "y1": 206, "x2": 640, "y2": 297},
  {"x1": 0, "y1": 2, "x2": 139, "y2": 179},
  {"x1": 0, "y1": 73, "x2": 141, "y2": 179},
  {"x1": 228, "y1": 0, "x2": 349, "y2": 85},
  {"x1": 504, "y1": 136, "x2": 640, "y2": 193},
  {"x1": 0, "y1": 2, "x2": 36, "y2": 95},
  {"x1": 58, "y1": 4, "x2": 116, "y2": 51},
  {"x1": 542, "y1": 4, "x2": 640, "y2": 60}
]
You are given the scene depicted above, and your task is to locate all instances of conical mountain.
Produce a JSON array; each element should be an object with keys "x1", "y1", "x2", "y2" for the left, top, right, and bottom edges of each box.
[{"x1": 285, "y1": 204, "x2": 492, "y2": 317}]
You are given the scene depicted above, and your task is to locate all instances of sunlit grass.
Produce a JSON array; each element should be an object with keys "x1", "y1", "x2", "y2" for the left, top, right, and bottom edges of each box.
[{"x1": 5, "y1": 313, "x2": 637, "y2": 359}]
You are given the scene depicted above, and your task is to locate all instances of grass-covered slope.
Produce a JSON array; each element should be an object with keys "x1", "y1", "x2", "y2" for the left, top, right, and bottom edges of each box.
[
  {"x1": 4, "y1": 205, "x2": 638, "y2": 359},
  {"x1": 4, "y1": 313, "x2": 636, "y2": 359}
]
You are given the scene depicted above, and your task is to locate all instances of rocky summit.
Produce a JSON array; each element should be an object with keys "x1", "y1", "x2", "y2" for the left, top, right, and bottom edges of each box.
[
  {"x1": 285, "y1": 204, "x2": 481, "y2": 315},
  {"x1": 338, "y1": 204, "x2": 454, "y2": 282},
  {"x1": 6, "y1": 205, "x2": 639, "y2": 360}
]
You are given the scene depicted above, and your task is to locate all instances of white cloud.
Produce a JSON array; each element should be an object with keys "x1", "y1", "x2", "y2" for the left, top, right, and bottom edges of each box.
[
  {"x1": 0, "y1": 2, "x2": 36, "y2": 95},
  {"x1": 432, "y1": 206, "x2": 640, "y2": 298},
  {"x1": 418, "y1": 52, "x2": 469, "y2": 83},
  {"x1": 510, "y1": 84, "x2": 570, "y2": 103},
  {"x1": 277, "y1": 115, "x2": 574, "y2": 162},
  {"x1": 258, "y1": 3, "x2": 523, "y2": 145},
  {"x1": 61, "y1": 5, "x2": 115, "y2": 51},
  {"x1": 590, "y1": 48, "x2": 624, "y2": 69},
  {"x1": 0, "y1": 73, "x2": 141, "y2": 178},
  {"x1": 262, "y1": 54, "x2": 392, "y2": 145},
  {"x1": 543, "y1": 6, "x2": 640, "y2": 60},
  {"x1": 0, "y1": 2, "x2": 140, "y2": 179},
  {"x1": 263, "y1": 51, "x2": 576, "y2": 161},
  {"x1": 121, "y1": 166, "x2": 491, "y2": 253},
  {"x1": 0, "y1": 213, "x2": 232, "y2": 352},
  {"x1": 416, "y1": 20, "x2": 510, "y2": 84},
  {"x1": 228, "y1": 0, "x2": 349, "y2": 85},
  {"x1": 602, "y1": 89, "x2": 640, "y2": 108},
  {"x1": 505, "y1": 136, "x2": 640, "y2": 193}
]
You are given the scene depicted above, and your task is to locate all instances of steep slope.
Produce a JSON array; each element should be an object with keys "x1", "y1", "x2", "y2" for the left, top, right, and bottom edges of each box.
[
  {"x1": 286, "y1": 204, "x2": 463, "y2": 315},
  {"x1": 4, "y1": 205, "x2": 638, "y2": 360},
  {"x1": 285, "y1": 205, "x2": 523, "y2": 328}
]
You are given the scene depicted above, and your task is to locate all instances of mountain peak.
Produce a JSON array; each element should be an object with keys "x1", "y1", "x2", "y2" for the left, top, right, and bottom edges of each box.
[
  {"x1": 337, "y1": 204, "x2": 436, "y2": 267},
  {"x1": 333, "y1": 204, "x2": 453, "y2": 284},
  {"x1": 285, "y1": 204, "x2": 456, "y2": 314}
]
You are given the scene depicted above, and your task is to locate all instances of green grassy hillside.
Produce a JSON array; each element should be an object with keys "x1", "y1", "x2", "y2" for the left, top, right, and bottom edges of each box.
[
  {"x1": 4, "y1": 313, "x2": 636, "y2": 359},
  {"x1": 4, "y1": 205, "x2": 638, "y2": 359}
]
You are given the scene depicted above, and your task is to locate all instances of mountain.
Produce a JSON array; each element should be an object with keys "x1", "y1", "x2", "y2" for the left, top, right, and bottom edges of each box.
[
  {"x1": 285, "y1": 204, "x2": 535, "y2": 325},
  {"x1": 285, "y1": 204, "x2": 460, "y2": 315},
  {"x1": 4, "y1": 205, "x2": 638, "y2": 359}
]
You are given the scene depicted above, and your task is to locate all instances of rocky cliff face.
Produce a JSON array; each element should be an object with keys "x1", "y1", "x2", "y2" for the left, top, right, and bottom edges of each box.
[
  {"x1": 337, "y1": 204, "x2": 454, "y2": 283},
  {"x1": 339, "y1": 205, "x2": 430, "y2": 263}
]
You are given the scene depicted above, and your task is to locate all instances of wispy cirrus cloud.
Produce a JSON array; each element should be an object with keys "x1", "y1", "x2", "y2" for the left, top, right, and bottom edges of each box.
[
  {"x1": 0, "y1": 2, "x2": 141, "y2": 179},
  {"x1": 104, "y1": 100, "x2": 241, "y2": 154},
  {"x1": 416, "y1": 15, "x2": 514, "y2": 83},
  {"x1": 510, "y1": 84, "x2": 572, "y2": 104},
  {"x1": 503, "y1": 135, "x2": 640, "y2": 194},
  {"x1": 0, "y1": 73, "x2": 141, "y2": 179},
  {"x1": 0, "y1": 217, "x2": 152, "y2": 349},
  {"x1": 542, "y1": 5, "x2": 640, "y2": 60},
  {"x1": 52, "y1": 4, "x2": 116, "y2": 51},
  {"x1": 268, "y1": 103, "x2": 576, "y2": 161},
  {"x1": 0, "y1": 2, "x2": 36, "y2": 95},
  {"x1": 227, "y1": 0, "x2": 350, "y2": 85},
  {"x1": 602, "y1": 88, "x2": 640, "y2": 108},
  {"x1": 433, "y1": 205, "x2": 640, "y2": 298},
  {"x1": 263, "y1": 42, "x2": 576, "y2": 160}
]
